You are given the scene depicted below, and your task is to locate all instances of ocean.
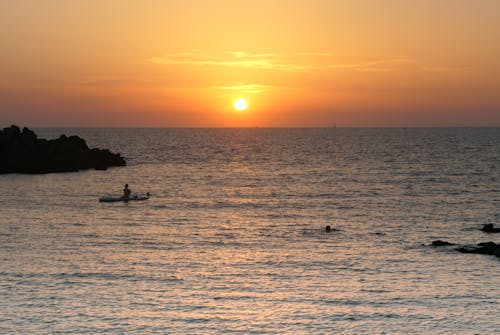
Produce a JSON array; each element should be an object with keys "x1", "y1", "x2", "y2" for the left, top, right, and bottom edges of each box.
[{"x1": 1, "y1": 128, "x2": 499, "y2": 334}]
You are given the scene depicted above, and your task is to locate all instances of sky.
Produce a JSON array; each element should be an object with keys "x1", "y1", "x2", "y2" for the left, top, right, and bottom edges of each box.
[{"x1": 1, "y1": 0, "x2": 499, "y2": 127}]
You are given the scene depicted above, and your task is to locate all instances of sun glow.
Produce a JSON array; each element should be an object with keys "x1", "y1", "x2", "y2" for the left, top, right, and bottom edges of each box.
[{"x1": 233, "y1": 98, "x2": 248, "y2": 111}]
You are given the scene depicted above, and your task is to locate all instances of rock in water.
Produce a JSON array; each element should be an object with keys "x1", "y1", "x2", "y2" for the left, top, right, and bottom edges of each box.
[
  {"x1": 431, "y1": 240, "x2": 456, "y2": 246},
  {"x1": 481, "y1": 224, "x2": 500, "y2": 233},
  {"x1": 456, "y1": 242, "x2": 500, "y2": 258},
  {"x1": 0, "y1": 125, "x2": 126, "y2": 174}
]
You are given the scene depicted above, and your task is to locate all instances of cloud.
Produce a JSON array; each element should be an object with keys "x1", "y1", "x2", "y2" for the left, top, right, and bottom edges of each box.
[
  {"x1": 148, "y1": 52, "x2": 305, "y2": 72},
  {"x1": 71, "y1": 76, "x2": 153, "y2": 86},
  {"x1": 149, "y1": 51, "x2": 417, "y2": 73},
  {"x1": 419, "y1": 65, "x2": 479, "y2": 76},
  {"x1": 215, "y1": 84, "x2": 276, "y2": 94},
  {"x1": 325, "y1": 58, "x2": 416, "y2": 72},
  {"x1": 232, "y1": 51, "x2": 275, "y2": 58},
  {"x1": 149, "y1": 51, "x2": 477, "y2": 76}
]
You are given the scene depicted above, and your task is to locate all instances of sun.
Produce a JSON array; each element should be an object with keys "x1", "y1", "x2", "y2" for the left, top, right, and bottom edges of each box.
[{"x1": 233, "y1": 98, "x2": 248, "y2": 111}]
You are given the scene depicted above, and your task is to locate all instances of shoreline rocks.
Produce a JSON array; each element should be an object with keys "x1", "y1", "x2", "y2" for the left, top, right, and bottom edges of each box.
[
  {"x1": 431, "y1": 240, "x2": 456, "y2": 247},
  {"x1": 431, "y1": 239, "x2": 500, "y2": 259},
  {"x1": 457, "y1": 242, "x2": 500, "y2": 258},
  {"x1": 0, "y1": 125, "x2": 126, "y2": 174},
  {"x1": 481, "y1": 224, "x2": 500, "y2": 233}
]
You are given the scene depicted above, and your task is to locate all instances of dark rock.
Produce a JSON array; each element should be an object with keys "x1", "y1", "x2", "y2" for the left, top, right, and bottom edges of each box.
[
  {"x1": 481, "y1": 224, "x2": 500, "y2": 233},
  {"x1": 0, "y1": 125, "x2": 126, "y2": 174},
  {"x1": 456, "y1": 242, "x2": 500, "y2": 258},
  {"x1": 21, "y1": 127, "x2": 37, "y2": 141},
  {"x1": 3, "y1": 125, "x2": 20, "y2": 137},
  {"x1": 431, "y1": 240, "x2": 456, "y2": 246},
  {"x1": 456, "y1": 245, "x2": 476, "y2": 253}
]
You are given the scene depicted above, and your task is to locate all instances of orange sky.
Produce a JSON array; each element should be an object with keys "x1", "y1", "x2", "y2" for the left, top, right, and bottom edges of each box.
[{"x1": 1, "y1": 0, "x2": 499, "y2": 127}]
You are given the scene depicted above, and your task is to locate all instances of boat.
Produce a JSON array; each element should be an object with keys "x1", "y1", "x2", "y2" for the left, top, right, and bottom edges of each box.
[{"x1": 98, "y1": 195, "x2": 150, "y2": 203}]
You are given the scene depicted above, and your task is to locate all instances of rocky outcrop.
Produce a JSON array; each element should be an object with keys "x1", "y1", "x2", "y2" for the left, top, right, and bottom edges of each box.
[
  {"x1": 431, "y1": 240, "x2": 456, "y2": 247},
  {"x1": 481, "y1": 224, "x2": 500, "y2": 233},
  {"x1": 0, "y1": 125, "x2": 126, "y2": 174},
  {"x1": 457, "y1": 242, "x2": 500, "y2": 258},
  {"x1": 431, "y1": 239, "x2": 500, "y2": 259}
]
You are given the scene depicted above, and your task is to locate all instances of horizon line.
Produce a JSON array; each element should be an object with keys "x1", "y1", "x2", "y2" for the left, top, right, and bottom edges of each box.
[{"x1": 11, "y1": 125, "x2": 500, "y2": 129}]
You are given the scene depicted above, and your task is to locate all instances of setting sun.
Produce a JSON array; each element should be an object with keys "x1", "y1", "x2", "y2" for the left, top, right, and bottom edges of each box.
[{"x1": 233, "y1": 98, "x2": 248, "y2": 112}]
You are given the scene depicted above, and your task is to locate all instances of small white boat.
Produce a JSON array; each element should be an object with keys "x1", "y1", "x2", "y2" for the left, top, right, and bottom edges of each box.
[{"x1": 98, "y1": 195, "x2": 150, "y2": 203}]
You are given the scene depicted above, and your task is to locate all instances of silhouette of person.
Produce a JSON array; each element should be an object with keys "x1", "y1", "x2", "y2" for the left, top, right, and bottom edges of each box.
[{"x1": 123, "y1": 184, "x2": 131, "y2": 199}]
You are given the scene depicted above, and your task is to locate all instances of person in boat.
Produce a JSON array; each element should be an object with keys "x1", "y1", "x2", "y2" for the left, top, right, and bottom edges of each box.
[{"x1": 123, "y1": 184, "x2": 131, "y2": 199}]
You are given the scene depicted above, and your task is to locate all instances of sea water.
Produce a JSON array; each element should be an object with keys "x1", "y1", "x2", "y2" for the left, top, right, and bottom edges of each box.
[{"x1": 1, "y1": 128, "x2": 499, "y2": 334}]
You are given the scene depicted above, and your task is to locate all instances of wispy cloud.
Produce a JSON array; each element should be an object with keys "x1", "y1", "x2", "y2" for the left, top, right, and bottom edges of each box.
[
  {"x1": 71, "y1": 76, "x2": 153, "y2": 86},
  {"x1": 324, "y1": 58, "x2": 416, "y2": 72},
  {"x1": 419, "y1": 65, "x2": 479, "y2": 76},
  {"x1": 215, "y1": 84, "x2": 276, "y2": 94},
  {"x1": 149, "y1": 51, "x2": 477, "y2": 76},
  {"x1": 232, "y1": 51, "x2": 275, "y2": 58},
  {"x1": 148, "y1": 52, "x2": 304, "y2": 72}
]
